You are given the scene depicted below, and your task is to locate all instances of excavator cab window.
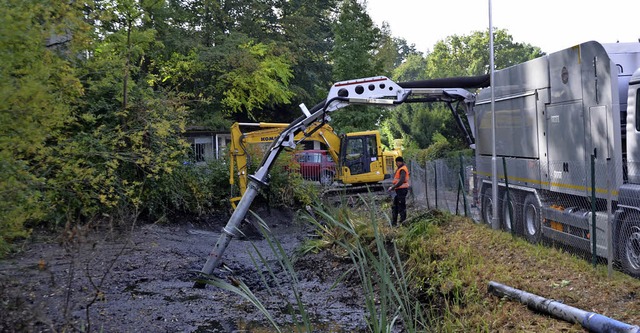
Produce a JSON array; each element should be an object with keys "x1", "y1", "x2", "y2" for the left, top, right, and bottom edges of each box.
[
  {"x1": 341, "y1": 135, "x2": 377, "y2": 175},
  {"x1": 366, "y1": 136, "x2": 378, "y2": 161}
]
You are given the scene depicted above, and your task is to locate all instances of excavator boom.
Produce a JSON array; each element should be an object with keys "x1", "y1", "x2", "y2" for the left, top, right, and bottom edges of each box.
[{"x1": 228, "y1": 121, "x2": 342, "y2": 207}]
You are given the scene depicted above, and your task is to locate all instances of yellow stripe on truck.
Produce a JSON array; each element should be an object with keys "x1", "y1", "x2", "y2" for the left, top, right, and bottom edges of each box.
[{"x1": 474, "y1": 170, "x2": 619, "y2": 196}]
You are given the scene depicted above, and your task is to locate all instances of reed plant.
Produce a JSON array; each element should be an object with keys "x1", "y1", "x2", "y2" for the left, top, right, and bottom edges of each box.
[
  {"x1": 302, "y1": 194, "x2": 428, "y2": 332},
  {"x1": 197, "y1": 193, "x2": 429, "y2": 332}
]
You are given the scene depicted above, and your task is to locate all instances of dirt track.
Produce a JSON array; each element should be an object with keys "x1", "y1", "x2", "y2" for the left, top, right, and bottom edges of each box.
[{"x1": 0, "y1": 207, "x2": 368, "y2": 332}]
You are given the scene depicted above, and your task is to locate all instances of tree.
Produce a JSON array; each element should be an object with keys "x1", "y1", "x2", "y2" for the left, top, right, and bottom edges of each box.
[
  {"x1": 182, "y1": 33, "x2": 295, "y2": 125},
  {"x1": 0, "y1": 0, "x2": 89, "y2": 253},
  {"x1": 46, "y1": 0, "x2": 192, "y2": 222},
  {"x1": 138, "y1": 0, "x2": 303, "y2": 125},
  {"x1": 219, "y1": 41, "x2": 294, "y2": 120},
  {"x1": 392, "y1": 53, "x2": 428, "y2": 82},
  {"x1": 327, "y1": 2, "x2": 425, "y2": 133},
  {"x1": 374, "y1": 22, "x2": 420, "y2": 77},
  {"x1": 330, "y1": 0, "x2": 379, "y2": 81},
  {"x1": 275, "y1": 0, "x2": 337, "y2": 103},
  {"x1": 328, "y1": 0, "x2": 384, "y2": 132},
  {"x1": 426, "y1": 28, "x2": 544, "y2": 78}
]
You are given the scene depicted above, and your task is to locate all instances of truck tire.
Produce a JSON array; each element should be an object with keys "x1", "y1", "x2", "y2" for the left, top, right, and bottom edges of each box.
[
  {"x1": 320, "y1": 171, "x2": 334, "y2": 186},
  {"x1": 522, "y1": 194, "x2": 542, "y2": 244},
  {"x1": 481, "y1": 186, "x2": 493, "y2": 226},
  {"x1": 619, "y1": 213, "x2": 640, "y2": 278},
  {"x1": 500, "y1": 190, "x2": 521, "y2": 234}
]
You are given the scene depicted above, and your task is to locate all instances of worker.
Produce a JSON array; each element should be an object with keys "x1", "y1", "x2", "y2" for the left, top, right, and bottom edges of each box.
[{"x1": 388, "y1": 156, "x2": 410, "y2": 225}]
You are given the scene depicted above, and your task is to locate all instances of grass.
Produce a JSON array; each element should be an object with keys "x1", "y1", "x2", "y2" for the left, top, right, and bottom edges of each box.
[
  {"x1": 301, "y1": 200, "x2": 421, "y2": 332},
  {"x1": 396, "y1": 210, "x2": 640, "y2": 332},
  {"x1": 301, "y1": 199, "x2": 640, "y2": 332}
]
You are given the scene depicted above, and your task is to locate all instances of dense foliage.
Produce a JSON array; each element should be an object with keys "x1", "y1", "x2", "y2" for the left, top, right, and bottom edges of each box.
[
  {"x1": 1, "y1": 0, "x2": 90, "y2": 253},
  {"x1": 0, "y1": 0, "x2": 544, "y2": 254}
]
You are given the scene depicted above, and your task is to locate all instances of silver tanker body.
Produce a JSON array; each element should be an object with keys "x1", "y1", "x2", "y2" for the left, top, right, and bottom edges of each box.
[{"x1": 473, "y1": 41, "x2": 640, "y2": 277}]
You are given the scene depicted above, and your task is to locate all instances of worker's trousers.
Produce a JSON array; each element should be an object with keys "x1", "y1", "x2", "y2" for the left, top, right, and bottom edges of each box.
[{"x1": 392, "y1": 188, "x2": 408, "y2": 226}]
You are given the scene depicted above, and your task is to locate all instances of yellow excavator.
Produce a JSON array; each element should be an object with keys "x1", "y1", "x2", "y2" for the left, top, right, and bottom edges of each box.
[{"x1": 228, "y1": 121, "x2": 401, "y2": 208}]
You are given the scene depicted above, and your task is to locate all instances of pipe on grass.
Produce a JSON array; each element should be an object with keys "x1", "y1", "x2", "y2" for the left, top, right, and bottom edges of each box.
[{"x1": 488, "y1": 281, "x2": 640, "y2": 333}]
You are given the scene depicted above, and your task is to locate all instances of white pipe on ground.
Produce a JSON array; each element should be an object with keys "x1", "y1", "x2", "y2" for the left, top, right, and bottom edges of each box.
[{"x1": 488, "y1": 281, "x2": 640, "y2": 333}]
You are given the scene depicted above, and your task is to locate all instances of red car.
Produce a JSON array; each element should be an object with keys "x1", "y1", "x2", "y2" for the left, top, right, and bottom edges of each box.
[{"x1": 294, "y1": 150, "x2": 336, "y2": 185}]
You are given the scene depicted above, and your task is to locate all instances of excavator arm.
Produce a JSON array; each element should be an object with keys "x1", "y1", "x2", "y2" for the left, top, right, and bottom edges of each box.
[
  {"x1": 195, "y1": 76, "x2": 484, "y2": 286},
  {"x1": 228, "y1": 121, "x2": 342, "y2": 208}
]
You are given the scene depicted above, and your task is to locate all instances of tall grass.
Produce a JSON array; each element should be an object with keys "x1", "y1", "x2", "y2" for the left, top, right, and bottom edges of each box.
[
  {"x1": 196, "y1": 196, "x2": 493, "y2": 332},
  {"x1": 397, "y1": 211, "x2": 490, "y2": 331},
  {"x1": 302, "y1": 195, "x2": 428, "y2": 332}
]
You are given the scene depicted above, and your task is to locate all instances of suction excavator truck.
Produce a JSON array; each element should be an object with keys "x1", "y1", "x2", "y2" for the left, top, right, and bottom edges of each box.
[
  {"x1": 228, "y1": 121, "x2": 401, "y2": 208},
  {"x1": 195, "y1": 41, "x2": 640, "y2": 286},
  {"x1": 472, "y1": 41, "x2": 640, "y2": 278}
]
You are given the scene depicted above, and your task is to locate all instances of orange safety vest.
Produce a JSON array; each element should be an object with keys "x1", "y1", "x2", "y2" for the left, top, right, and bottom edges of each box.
[{"x1": 392, "y1": 164, "x2": 410, "y2": 189}]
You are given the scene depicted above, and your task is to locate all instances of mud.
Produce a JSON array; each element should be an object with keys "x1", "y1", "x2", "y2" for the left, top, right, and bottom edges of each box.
[{"x1": 0, "y1": 207, "x2": 368, "y2": 332}]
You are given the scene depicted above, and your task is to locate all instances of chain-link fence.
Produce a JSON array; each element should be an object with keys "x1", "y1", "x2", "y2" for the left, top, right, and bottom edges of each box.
[
  {"x1": 409, "y1": 156, "x2": 478, "y2": 220},
  {"x1": 408, "y1": 156, "x2": 640, "y2": 279}
]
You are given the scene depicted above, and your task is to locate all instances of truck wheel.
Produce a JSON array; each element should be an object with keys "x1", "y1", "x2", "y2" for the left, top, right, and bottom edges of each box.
[
  {"x1": 500, "y1": 190, "x2": 521, "y2": 234},
  {"x1": 481, "y1": 186, "x2": 493, "y2": 226},
  {"x1": 619, "y1": 213, "x2": 640, "y2": 278},
  {"x1": 522, "y1": 194, "x2": 542, "y2": 243},
  {"x1": 320, "y1": 171, "x2": 334, "y2": 186}
]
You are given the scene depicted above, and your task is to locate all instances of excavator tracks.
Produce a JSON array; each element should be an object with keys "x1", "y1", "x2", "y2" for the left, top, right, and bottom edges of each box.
[{"x1": 319, "y1": 182, "x2": 392, "y2": 207}]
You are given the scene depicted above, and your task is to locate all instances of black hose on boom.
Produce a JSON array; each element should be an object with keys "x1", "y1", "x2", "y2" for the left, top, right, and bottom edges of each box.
[{"x1": 399, "y1": 74, "x2": 490, "y2": 89}]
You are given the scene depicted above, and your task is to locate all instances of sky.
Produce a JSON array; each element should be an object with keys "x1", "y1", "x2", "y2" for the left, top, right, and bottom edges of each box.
[{"x1": 366, "y1": 0, "x2": 640, "y2": 55}]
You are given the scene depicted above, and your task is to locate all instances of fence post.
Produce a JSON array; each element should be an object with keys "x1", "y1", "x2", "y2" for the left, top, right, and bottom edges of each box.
[
  {"x1": 425, "y1": 161, "x2": 430, "y2": 209},
  {"x1": 460, "y1": 154, "x2": 469, "y2": 217},
  {"x1": 591, "y1": 154, "x2": 597, "y2": 267},
  {"x1": 606, "y1": 158, "x2": 613, "y2": 277},
  {"x1": 456, "y1": 164, "x2": 462, "y2": 215},
  {"x1": 408, "y1": 161, "x2": 414, "y2": 203},
  {"x1": 434, "y1": 160, "x2": 439, "y2": 210},
  {"x1": 502, "y1": 157, "x2": 513, "y2": 235}
]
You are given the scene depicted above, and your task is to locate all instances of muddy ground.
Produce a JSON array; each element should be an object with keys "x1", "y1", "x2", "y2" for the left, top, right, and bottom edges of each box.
[{"x1": 0, "y1": 206, "x2": 369, "y2": 333}]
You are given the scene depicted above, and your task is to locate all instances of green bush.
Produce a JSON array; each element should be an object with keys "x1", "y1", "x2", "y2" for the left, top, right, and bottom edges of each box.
[
  {"x1": 230, "y1": 145, "x2": 319, "y2": 208},
  {"x1": 145, "y1": 158, "x2": 232, "y2": 219},
  {"x1": 262, "y1": 150, "x2": 317, "y2": 208},
  {"x1": 0, "y1": 158, "x2": 40, "y2": 255},
  {"x1": 403, "y1": 134, "x2": 473, "y2": 166}
]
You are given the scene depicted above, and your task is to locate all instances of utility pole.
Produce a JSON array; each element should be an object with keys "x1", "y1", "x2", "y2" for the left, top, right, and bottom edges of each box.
[{"x1": 489, "y1": 0, "x2": 500, "y2": 230}]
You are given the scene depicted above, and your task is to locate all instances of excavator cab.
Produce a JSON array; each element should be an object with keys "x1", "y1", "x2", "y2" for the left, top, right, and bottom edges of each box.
[
  {"x1": 340, "y1": 134, "x2": 376, "y2": 175},
  {"x1": 338, "y1": 130, "x2": 393, "y2": 184}
]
